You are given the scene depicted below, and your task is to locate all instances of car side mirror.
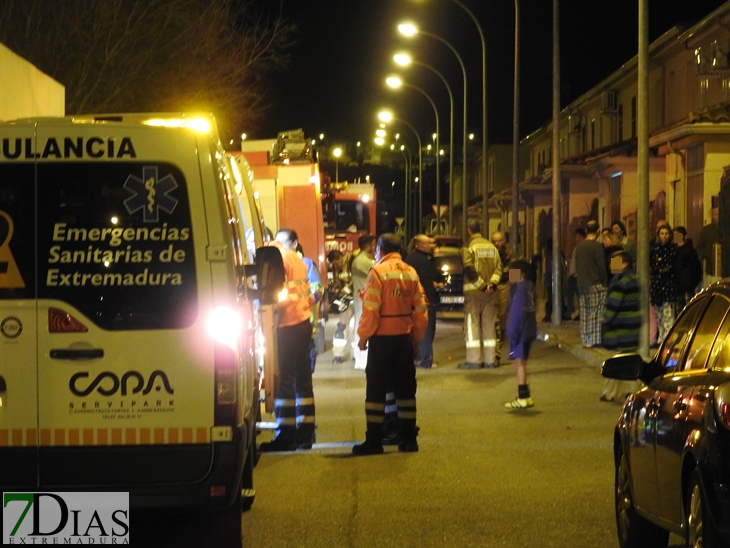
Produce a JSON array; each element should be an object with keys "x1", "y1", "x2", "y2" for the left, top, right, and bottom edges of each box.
[
  {"x1": 601, "y1": 353, "x2": 645, "y2": 380},
  {"x1": 255, "y1": 246, "x2": 285, "y2": 305}
]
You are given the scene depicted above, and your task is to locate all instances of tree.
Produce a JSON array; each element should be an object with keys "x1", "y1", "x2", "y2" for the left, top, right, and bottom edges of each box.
[{"x1": 0, "y1": 0, "x2": 297, "y2": 143}]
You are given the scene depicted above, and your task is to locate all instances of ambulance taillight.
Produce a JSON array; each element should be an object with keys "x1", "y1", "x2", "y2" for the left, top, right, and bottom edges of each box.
[
  {"x1": 48, "y1": 308, "x2": 89, "y2": 333},
  {"x1": 209, "y1": 307, "x2": 242, "y2": 425},
  {"x1": 214, "y1": 344, "x2": 238, "y2": 424}
]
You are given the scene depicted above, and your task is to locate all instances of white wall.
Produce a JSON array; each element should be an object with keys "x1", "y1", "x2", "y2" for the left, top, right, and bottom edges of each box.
[{"x1": 0, "y1": 43, "x2": 64, "y2": 121}]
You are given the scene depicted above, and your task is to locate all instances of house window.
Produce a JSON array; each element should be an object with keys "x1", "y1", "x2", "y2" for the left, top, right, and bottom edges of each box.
[
  {"x1": 631, "y1": 96, "x2": 637, "y2": 138},
  {"x1": 610, "y1": 174, "x2": 621, "y2": 223},
  {"x1": 591, "y1": 119, "x2": 596, "y2": 149},
  {"x1": 687, "y1": 145, "x2": 705, "y2": 242},
  {"x1": 618, "y1": 104, "x2": 623, "y2": 142}
]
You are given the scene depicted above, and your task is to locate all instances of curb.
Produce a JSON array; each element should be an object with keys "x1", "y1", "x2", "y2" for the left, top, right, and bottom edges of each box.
[{"x1": 539, "y1": 330, "x2": 613, "y2": 369}]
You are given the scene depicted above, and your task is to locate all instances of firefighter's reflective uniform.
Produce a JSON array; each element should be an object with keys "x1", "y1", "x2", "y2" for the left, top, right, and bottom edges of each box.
[
  {"x1": 266, "y1": 241, "x2": 314, "y2": 449},
  {"x1": 357, "y1": 252, "x2": 428, "y2": 447},
  {"x1": 460, "y1": 232, "x2": 503, "y2": 367},
  {"x1": 301, "y1": 255, "x2": 324, "y2": 372}
]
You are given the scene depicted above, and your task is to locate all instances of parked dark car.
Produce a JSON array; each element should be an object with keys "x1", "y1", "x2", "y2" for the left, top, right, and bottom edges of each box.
[
  {"x1": 602, "y1": 281, "x2": 730, "y2": 547},
  {"x1": 432, "y1": 245, "x2": 463, "y2": 316}
]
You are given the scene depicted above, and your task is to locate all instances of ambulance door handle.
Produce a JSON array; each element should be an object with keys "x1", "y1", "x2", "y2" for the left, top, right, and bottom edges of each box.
[{"x1": 50, "y1": 349, "x2": 104, "y2": 360}]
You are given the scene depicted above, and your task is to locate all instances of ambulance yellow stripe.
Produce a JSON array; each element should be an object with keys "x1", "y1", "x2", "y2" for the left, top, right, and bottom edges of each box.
[{"x1": 4, "y1": 427, "x2": 212, "y2": 446}]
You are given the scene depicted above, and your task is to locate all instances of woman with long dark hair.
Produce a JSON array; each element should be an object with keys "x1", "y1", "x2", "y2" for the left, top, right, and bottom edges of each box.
[{"x1": 650, "y1": 223, "x2": 678, "y2": 343}]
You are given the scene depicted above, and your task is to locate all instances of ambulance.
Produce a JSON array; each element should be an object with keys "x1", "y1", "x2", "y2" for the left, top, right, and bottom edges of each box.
[{"x1": 0, "y1": 113, "x2": 282, "y2": 544}]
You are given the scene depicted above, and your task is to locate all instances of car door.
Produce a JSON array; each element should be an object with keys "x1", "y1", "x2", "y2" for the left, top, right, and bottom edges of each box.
[
  {"x1": 628, "y1": 296, "x2": 707, "y2": 515},
  {"x1": 34, "y1": 124, "x2": 215, "y2": 487},
  {"x1": 0, "y1": 125, "x2": 39, "y2": 488},
  {"x1": 654, "y1": 294, "x2": 730, "y2": 525}
]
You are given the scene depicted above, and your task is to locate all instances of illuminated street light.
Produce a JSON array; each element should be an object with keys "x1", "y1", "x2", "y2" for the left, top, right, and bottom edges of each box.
[
  {"x1": 385, "y1": 76, "x2": 440, "y2": 236},
  {"x1": 393, "y1": 51, "x2": 453, "y2": 233},
  {"x1": 374, "y1": 132, "x2": 413, "y2": 240},
  {"x1": 398, "y1": 22, "x2": 467, "y2": 237},
  {"x1": 333, "y1": 147, "x2": 342, "y2": 182},
  {"x1": 403, "y1": 1, "x2": 489, "y2": 232}
]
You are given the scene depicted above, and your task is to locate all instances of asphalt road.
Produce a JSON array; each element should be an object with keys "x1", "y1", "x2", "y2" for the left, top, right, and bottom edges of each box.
[{"x1": 241, "y1": 319, "x2": 684, "y2": 548}]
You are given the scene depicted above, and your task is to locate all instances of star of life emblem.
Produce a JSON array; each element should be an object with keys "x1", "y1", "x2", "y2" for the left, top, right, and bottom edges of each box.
[{"x1": 123, "y1": 166, "x2": 179, "y2": 222}]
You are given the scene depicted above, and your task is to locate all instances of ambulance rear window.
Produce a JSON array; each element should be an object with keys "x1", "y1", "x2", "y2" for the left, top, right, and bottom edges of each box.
[
  {"x1": 0, "y1": 163, "x2": 37, "y2": 301},
  {"x1": 36, "y1": 162, "x2": 198, "y2": 330}
]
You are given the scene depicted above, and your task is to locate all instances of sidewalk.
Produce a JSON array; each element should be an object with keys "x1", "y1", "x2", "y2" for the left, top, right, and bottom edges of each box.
[
  {"x1": 314, "y1": 298, "x2": 617, "y2": 373},
  {"x1": 536, "y1": 317, "x2": 614, "y2": 369},
  {"x1": 533, "y1": 296, "x2": 616, "y2": 369}
]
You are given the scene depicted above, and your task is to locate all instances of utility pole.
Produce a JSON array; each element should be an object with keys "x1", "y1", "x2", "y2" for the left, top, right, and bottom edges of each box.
[
  {"x1": 637, "y1": 0, "x2": 650, "y2": 356},
  {"x1": 551, "y1": 0, "x2": 562, "y2": 327}
]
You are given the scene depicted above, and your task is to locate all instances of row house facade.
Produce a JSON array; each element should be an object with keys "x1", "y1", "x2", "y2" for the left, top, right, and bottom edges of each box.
[{"x1": 481, "y1": 2, "x2": 730, "y2": 271}]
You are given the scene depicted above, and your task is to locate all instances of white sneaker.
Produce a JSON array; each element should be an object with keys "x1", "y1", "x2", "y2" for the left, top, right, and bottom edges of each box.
[{"x1": 504, "y1": 397, "x2": 535, "y2": 409}]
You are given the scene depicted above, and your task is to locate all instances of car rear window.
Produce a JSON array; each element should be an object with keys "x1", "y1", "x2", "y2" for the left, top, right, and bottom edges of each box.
[{"x1": 34, "y1": 162, "x2": 197, "y2": 330}]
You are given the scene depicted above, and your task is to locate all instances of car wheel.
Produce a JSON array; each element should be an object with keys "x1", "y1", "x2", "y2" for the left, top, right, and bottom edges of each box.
[
  {"x1": 687, "y1": 470, "x2": 728, "y2": 548},
  {"x1": 615, "y1": 450, "x2": 670, "y2": 548}
]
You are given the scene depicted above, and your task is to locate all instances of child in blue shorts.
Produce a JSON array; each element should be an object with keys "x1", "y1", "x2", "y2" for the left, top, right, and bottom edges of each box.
[{"x1": 505, "y1": 260, "x2": 538, "y2": 409}]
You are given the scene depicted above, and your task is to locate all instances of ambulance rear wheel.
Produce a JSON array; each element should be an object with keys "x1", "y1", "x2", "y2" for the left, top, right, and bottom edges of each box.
[
  {"x1": 241, "y1": 442, "x2": 256, "y2": 512},
  {"x1": 208, "y1": 487, "x2": 243, "y2": 547}
]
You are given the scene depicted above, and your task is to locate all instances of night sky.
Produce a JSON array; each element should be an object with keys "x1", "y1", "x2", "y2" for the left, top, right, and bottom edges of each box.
[{"x1": 258, "y1": 0, "x2": 729, "y2": 147}]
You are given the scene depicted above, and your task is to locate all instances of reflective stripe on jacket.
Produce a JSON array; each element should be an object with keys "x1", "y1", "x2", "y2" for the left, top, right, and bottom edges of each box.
[
  {"x1": 460, "y1": 233, "x2": 503, "y2": 293},
  {"x1": 270, "y1": 241, "x2": 311, "y2": 327},
  {"x1": 357, "y1": 252, "x2": 428, "y2": 342}
]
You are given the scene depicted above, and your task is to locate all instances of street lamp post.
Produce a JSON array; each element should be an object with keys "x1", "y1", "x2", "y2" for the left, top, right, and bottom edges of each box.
[
  {"x1": 398, "y1": 23, "x2": 467, "y2": 240},
  {"x1": 378, "y1": 110, "x2": 423, "y2": 237},
  {"x1": 392, "y1": 142, "x2": 413, "y2": 239},
  {"x1": 511, "y1": 0, "x2": 520, "y2": 256},
  {"x1": 393, "y1": 53, "x2": 453, "y2": 235},
  {"x1": 443, "y1": 0, "x2": 488, "y2": 235},
  {"x1": 386, "y1": 76, "x2": 440, "y2": 238},
  {"x1": 333, "y1": 147, "x2": 342, "y2": 182}
]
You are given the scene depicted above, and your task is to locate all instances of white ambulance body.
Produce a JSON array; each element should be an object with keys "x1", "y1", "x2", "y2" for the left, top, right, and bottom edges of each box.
[{"x1": 0, "y1": 114, "x2": 278, "y2": 543}]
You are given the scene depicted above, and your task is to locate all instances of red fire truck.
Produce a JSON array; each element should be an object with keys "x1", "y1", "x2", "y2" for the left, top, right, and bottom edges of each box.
[{"x1": 322, "y1": 180, "x2": 377, "y2": 259}]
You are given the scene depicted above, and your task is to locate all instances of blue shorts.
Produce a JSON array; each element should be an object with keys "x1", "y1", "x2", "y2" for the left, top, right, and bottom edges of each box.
[{"x1": 508, "y1": 340, "x2": 533, "y2": 360}]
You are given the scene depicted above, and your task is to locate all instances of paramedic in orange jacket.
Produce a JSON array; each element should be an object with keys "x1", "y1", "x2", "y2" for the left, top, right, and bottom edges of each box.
[
  {"x1": 259, "y1": 228, "x2": 315, "y2": 452},
  {"x1": 353, "y1": 233, "x2": 428, "y2": 455}
]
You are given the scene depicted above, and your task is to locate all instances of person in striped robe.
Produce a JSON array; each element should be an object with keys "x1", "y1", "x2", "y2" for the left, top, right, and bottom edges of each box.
[{"x1": 600, "y1": 250, "x2": 641, "y2": 402}]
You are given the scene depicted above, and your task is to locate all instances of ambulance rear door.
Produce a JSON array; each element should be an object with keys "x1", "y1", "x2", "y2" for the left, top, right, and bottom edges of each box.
[
  {"x1": 0, "y1": 123, "x2": 39, "y2": 488},
  {"x1": 34, "y1": 122, "x2": 217, "y2": 488}
]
